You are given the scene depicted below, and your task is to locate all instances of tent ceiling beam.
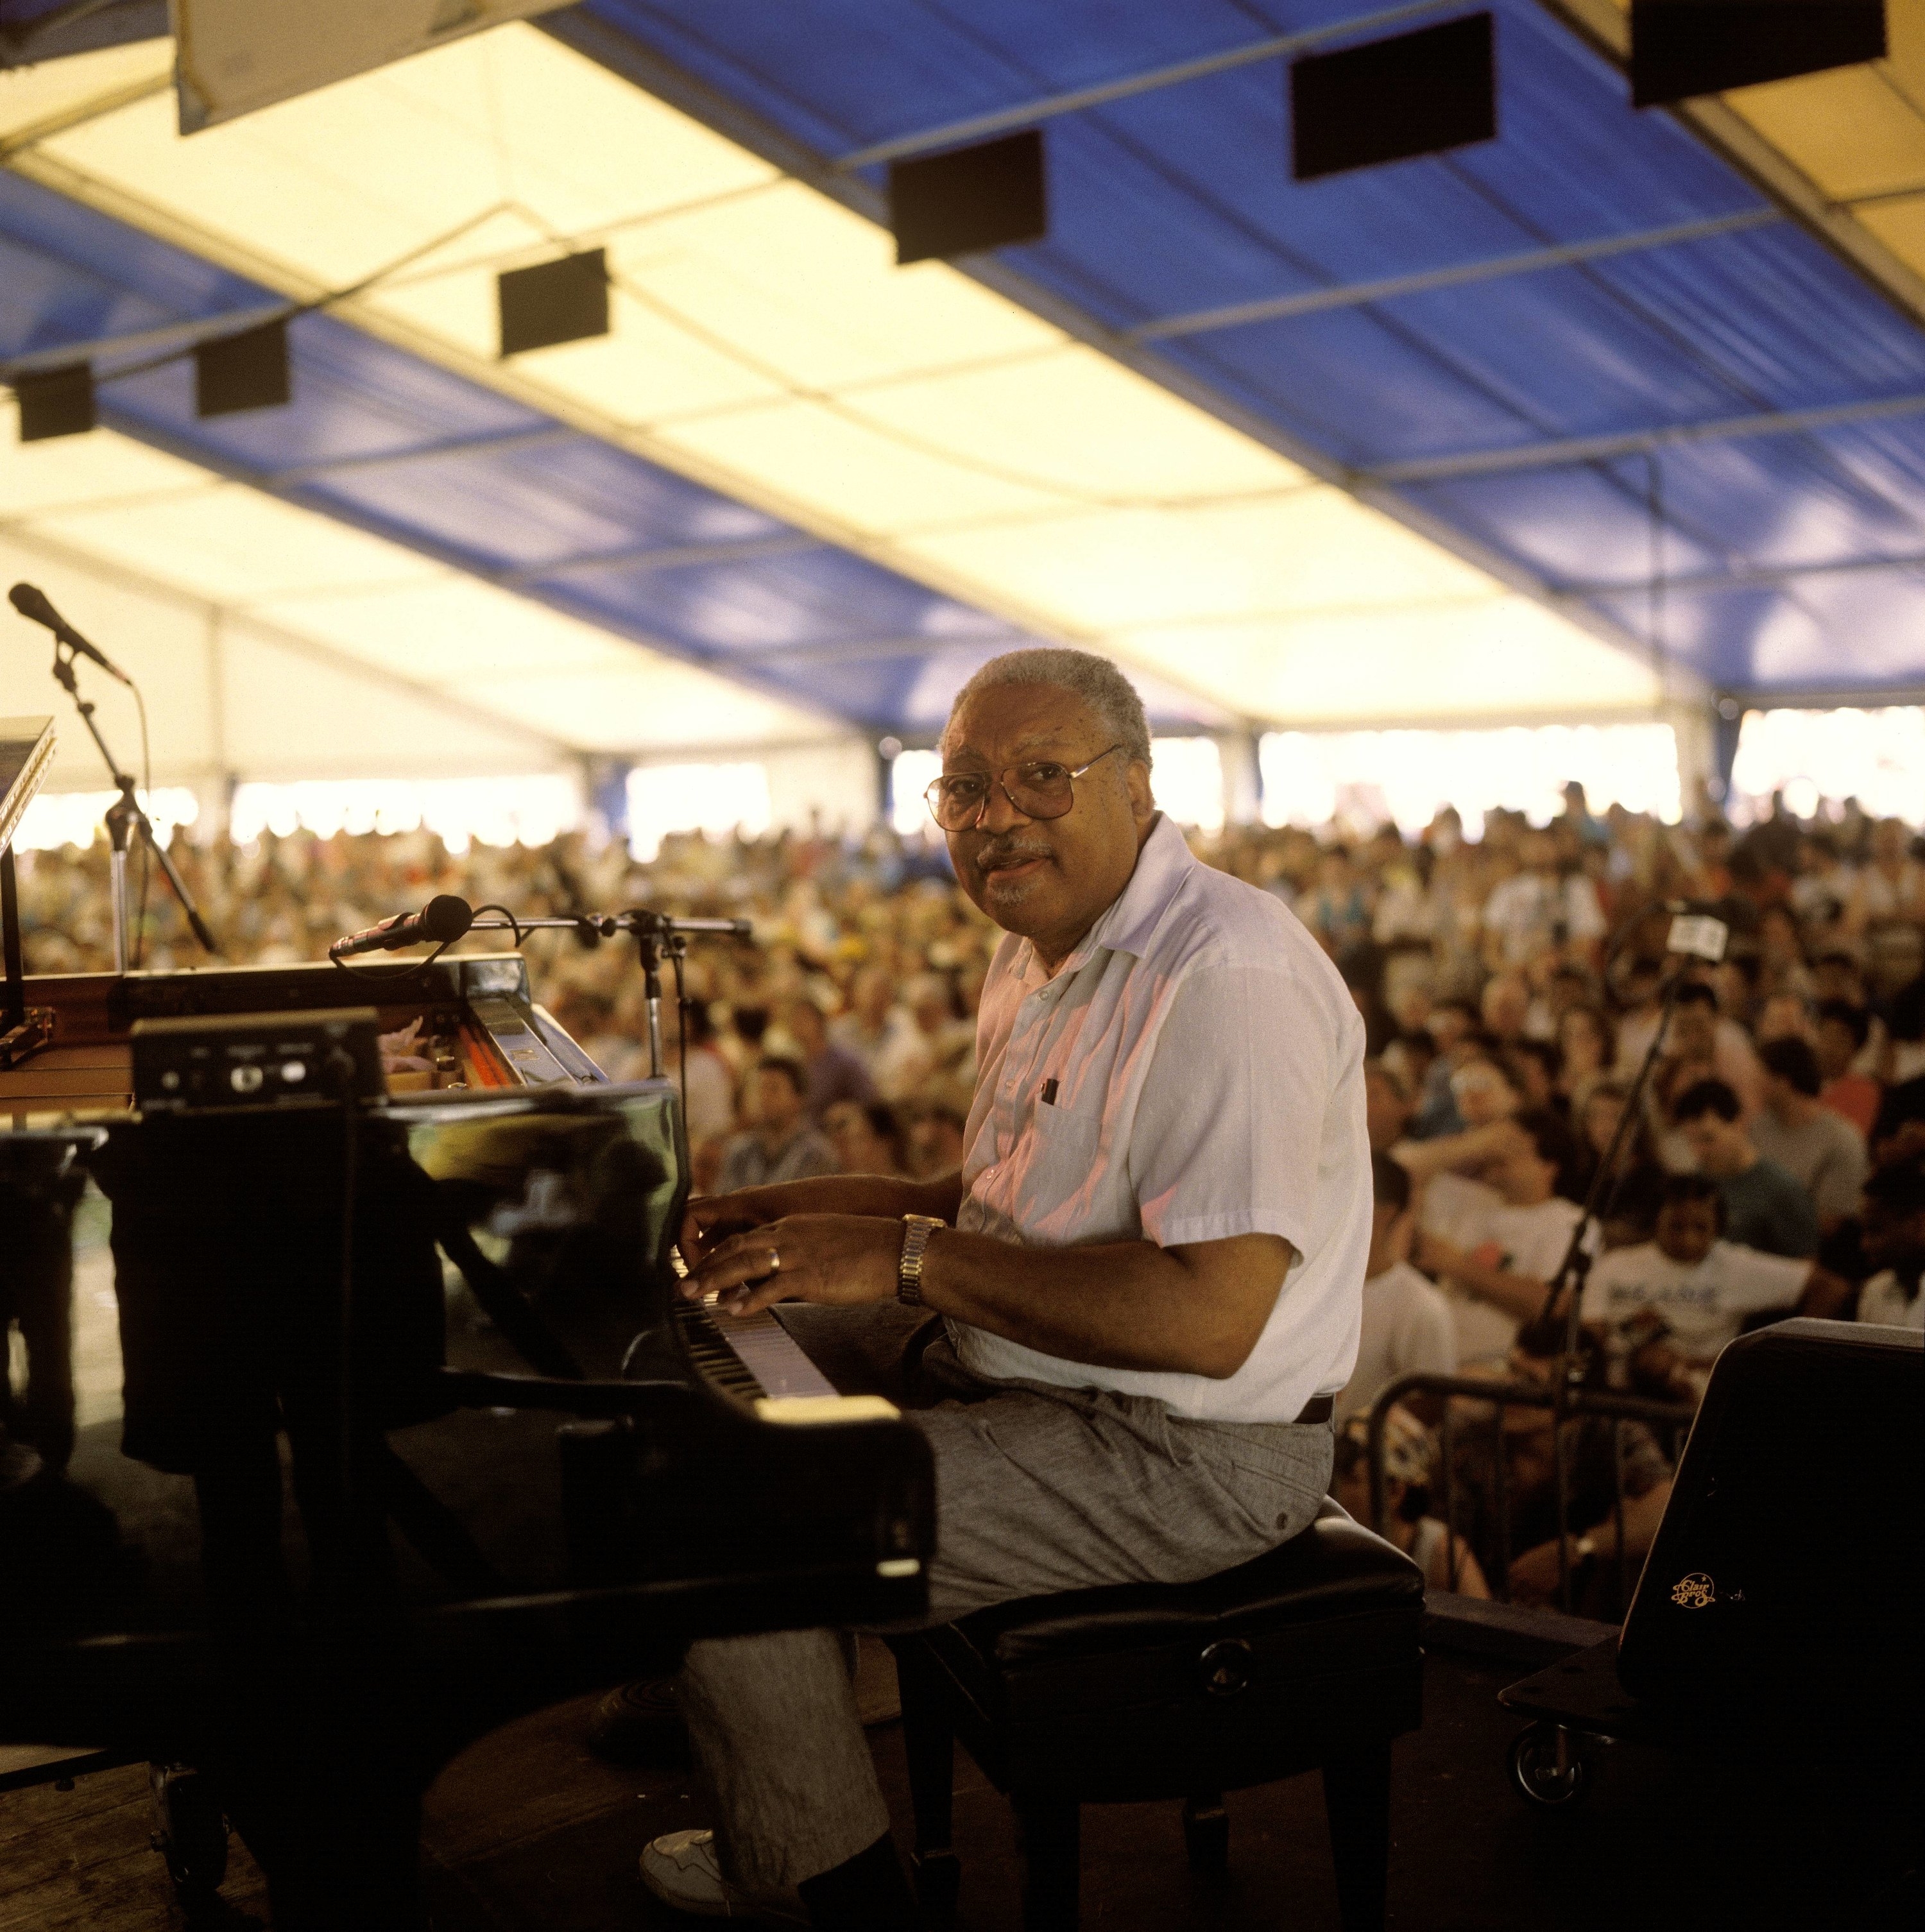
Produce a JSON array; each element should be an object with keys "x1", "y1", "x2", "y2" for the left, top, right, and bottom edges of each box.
[
  {"x1": 501, "y1": 530, "x2": 825, "y2": 586},
  {"x1": 0, "y1": 300, "x2": 289, "y2": 379},
  {"x1": 727, "y1": 633, "x2": 1011, "y2": 667},
  {"x1": 264, "y1": 424, "x2": 579, "y2": 484},
  {"x1": 1555, "y1": 551, "x2": 1925, "y2": 599},
  {"x1": 1133, "y1": 208, "x2": 1781, "y2": 339},
  {"x1": 830, "y1": 0, "x2": 1459, "y2": 169},
  {"x1": 1366, "y1": 390, "x2": 1925, "y2": 483},
  {"x1": 1718, "y1": 683, "x2": 1925, "y2": 711}
]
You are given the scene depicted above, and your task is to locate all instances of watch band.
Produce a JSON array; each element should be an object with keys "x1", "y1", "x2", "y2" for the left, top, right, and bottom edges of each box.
[{"x1": 897, "y1": 1213, "x2": 944, "y2": 1306}]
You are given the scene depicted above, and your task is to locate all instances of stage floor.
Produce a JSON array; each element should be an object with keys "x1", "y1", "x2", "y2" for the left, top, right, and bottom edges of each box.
[{"x1": 1, "y1": 1621, "x2": 1915, "y2": 1931}]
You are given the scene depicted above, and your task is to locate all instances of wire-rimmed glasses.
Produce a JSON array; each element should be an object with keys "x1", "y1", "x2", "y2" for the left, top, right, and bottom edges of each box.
[{"x1": 923, "y1": 744, "x2": 1125, "y2": 831}]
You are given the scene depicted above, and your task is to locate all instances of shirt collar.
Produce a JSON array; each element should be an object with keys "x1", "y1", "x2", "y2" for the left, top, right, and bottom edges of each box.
[{"x1": 1015, "y1": 812, "x2": 1196, "y2": 986}]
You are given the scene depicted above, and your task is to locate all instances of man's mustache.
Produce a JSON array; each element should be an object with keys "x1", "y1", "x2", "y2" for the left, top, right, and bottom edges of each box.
[{"x1": 973, "y1": 839, "x2": 1053, "y2": 871}]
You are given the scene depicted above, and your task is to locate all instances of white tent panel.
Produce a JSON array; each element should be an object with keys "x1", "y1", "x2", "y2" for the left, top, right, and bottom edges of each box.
[
  {"x1": 908, "y1": 493, "x2": 1505, "y2": 633},
  {"x1": 0, "y1": 527, "x2": 550, "y2": 790},
  {"x1": 0, "y1": 40, "x2": 170, "y2": 148},
  {"x1": 656, "y1": 398, "x2": 1077, "y2": 534},
  {"x1": 245, "y1": 577, "x2": 654, "y2": 683},
  {"x1": 0, "y1": 415, "x2": 207, "y2": 519},
  {"x1": 459, "y1": 660, "x2": 833, "y2": 755},
  {"x1": 1118, "y1": 597, "x2": 1663, "y2": 726},
  {"x1": 28, "y1": 482, "x2": 441, "y2": 604},
  {"x1": 760, "y1": 740, "x2": 883, "y2": 835},
  {"x1": 6, "y1": 22, "x2": 1676, "y2": 728},
  {"x1": 217, "y1": 621, "x2": 553, "y2": 778}
]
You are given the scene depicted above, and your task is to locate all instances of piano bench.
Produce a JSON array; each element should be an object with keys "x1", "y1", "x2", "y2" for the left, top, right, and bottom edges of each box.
[{"x1": 885, "y1": 1499, "x2": 1424, "y2": 1932}]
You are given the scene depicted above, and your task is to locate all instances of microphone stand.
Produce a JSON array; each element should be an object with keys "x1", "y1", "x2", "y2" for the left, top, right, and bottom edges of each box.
[
  {"x1": 467, "y1": 909, "x2": 748, "y2": 1080},
  {"x1": 49, "y1": 644, "x2": 217, "y2": 971},
  {"x1": 1526, "y1": 957, "x2": 1694, "y2": 1612}
]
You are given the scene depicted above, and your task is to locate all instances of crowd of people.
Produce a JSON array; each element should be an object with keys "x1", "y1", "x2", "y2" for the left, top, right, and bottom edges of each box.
[{"x1": 13, "y1": 776, "x2": 1925, "y2": 1616}]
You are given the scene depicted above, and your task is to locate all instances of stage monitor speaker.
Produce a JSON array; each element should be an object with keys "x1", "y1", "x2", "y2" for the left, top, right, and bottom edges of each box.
[
  {"x1": 1290, "y1": 12, "x2": 1496, "y2": 182},
  {"x1": 1617, "y1": 1317, "x2": 1921, "y2": 1717},
  {"x1": 498, "y1": 249, "x2": 610, "y2": 357},
  {"x1": 15, "y1": 364, "x2": 96, "y2": 442},
  {"x1": 1630, "y1": 0, "x2": 1887, "y2": 108},
  {"x1": 890, "y1": 130, "x2": 1048, "y2": 265},
  {"x1": 195, "y1": 318, "x2": 291, "y2": 418}
]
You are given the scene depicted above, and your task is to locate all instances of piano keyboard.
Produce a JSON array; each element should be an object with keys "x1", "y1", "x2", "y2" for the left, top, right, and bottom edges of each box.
[{"x1": 675, "y1": 1299, "x2": 839, "y2": 1404}]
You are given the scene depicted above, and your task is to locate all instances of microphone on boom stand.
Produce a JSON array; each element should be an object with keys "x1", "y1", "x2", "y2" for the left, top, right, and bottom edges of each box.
[
  {"x1": 8, "y1": 583, "x2": 135, "y2": 687},
  {"x1": 329, "y1": 896, "x2": 475, "y2": 960},
  {"x1": 8, "y1": 583, "x2": 218, "y2": 968}
]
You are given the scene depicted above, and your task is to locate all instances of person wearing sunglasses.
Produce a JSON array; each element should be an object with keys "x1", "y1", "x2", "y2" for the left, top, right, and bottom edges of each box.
[{"x1": 643, "y1": 647, "x2": 1371, "y2": 1928}]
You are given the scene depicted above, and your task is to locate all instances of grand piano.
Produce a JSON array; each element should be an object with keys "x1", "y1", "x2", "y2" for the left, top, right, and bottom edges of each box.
[{"x1": 0, "y1": 951, "x2": 935, "y2": 1926}]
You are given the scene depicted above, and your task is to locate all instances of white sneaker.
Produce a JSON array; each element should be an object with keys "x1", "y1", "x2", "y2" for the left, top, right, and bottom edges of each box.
[{"x1": 639, "y1": 1829, "x2": 807, "y2": 1924}]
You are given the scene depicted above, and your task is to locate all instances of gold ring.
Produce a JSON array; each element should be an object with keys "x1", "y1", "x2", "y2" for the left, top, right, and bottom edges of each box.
[{"x1": 767, "y1": 1248, "x2": 781, "y2": 1275}]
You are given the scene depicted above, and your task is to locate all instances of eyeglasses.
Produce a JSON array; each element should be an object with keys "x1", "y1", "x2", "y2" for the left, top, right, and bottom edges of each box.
[{"x1": 923, "y1": 744, "x2": 1125, "y2": 832}]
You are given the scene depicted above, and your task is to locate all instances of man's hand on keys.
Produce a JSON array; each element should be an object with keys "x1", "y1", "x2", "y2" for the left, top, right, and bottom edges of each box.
[
  {"x1": 684, "y1": 1213, "x2": 902, "y2": 1319},
  {"x1": 678, "y1": 1190, "x2": 788, "y2": 1268}
]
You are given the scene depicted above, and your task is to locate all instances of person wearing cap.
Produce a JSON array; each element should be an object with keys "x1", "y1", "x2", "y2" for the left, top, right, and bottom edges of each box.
[{"x1": 1331, "y1": 1406, "x2": 1489, "y2": 1598}]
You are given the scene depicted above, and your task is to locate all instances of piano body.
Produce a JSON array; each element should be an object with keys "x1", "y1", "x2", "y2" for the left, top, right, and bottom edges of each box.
[{"x1": 0, "y1": 955, "x2": 935, "y2": 1923}]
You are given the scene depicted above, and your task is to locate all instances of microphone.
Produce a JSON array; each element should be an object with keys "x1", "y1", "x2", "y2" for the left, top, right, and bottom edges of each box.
[
  {"x1": 329, "y1": 895, "x2": 474, "y2": 959},
  {"x1": 8, "y1": 583, "x2": 134, "y2": 687}
]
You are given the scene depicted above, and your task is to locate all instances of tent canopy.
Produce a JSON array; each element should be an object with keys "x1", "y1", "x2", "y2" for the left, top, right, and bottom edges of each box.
[{"x1": 1, "y1": 1, "x2": 1921, "y2": 781}]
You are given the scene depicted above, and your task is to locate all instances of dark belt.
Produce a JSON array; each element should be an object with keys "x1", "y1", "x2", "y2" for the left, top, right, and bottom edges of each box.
[{"x1": 1295, "y1": 1394, "x2": 1335, "y2": 1426}]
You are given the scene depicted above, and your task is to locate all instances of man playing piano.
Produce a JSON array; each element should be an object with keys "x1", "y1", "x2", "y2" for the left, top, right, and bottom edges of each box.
[{"x1": 646, "y1": 648, "x2": 1371, "y2": 1928}]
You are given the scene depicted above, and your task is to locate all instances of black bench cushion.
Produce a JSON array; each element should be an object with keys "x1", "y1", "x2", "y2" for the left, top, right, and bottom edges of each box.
[
  {"x1": 955, "y1": 1500, "x2": 1423, "y2": 1670},
  {"x1": 900, "y1": 1501, "x2": 1425, "y2": 1797}
]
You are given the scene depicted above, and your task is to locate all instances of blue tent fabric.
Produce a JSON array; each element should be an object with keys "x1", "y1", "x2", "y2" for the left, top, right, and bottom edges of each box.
[{"x1": 579, "y1": 0, "x2": 1925, "y2": 701}]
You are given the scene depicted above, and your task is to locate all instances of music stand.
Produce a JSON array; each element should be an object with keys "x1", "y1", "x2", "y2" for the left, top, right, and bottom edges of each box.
[{"x1": 0, "y1": 717, "x2": 56, "y2": 1070}]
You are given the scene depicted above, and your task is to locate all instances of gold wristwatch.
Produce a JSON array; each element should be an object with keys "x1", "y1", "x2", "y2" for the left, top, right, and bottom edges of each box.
[{"x1": 897, "y1": 1213, "x2": 945, "y2": 1306}]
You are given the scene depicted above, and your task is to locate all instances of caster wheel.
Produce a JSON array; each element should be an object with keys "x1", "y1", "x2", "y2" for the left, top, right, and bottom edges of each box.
[
  {"x1": 148, "y1": 1763, "x2": 230, "y2": 1895},
  {"x1": 1509, "y1": 1723, "x2": 1594, "y2": 1809},
  {"x1": 911, "y1": 1848, "x2": 961, "y2": 1920},
  {"x1": 1182, "y1": 1798, "x2": 1229, "y2": 1872}
]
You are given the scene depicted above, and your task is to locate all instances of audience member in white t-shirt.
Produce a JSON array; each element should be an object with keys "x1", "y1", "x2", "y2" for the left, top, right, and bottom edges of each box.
[
  {"x1": 1856, "y1": 1158, "x2": 1925, "y2": 1330},
  {"x1": 1401, "y1": 1109, "x2": 1591, "y2": 1367},
  {"x1": 1579, "y1": 1175, "x2": 1827, "y2": 1390},
  {"x1": 1332, "y1": 1408, "x2": 1490, "y2": 1598},
  {"x1": 1334, "y1": 1152, "x2": 1457, "y2": 1424}
]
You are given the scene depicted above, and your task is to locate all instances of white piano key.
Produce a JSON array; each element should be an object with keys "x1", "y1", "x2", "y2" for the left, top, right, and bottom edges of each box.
[{"x1": 701, "y1": 1301, "x2": 837, "y2": 1401}]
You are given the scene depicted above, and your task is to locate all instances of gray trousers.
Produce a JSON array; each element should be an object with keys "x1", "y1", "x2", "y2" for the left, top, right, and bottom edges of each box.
[{"x1": 679, "y1": 1306, "x2": 1335, "y2": 1894}]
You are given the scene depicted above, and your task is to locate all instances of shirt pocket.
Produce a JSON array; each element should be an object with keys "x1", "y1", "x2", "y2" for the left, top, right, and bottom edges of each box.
[{"x1": 1009, "y1": 1097, "x2": 1104, "y2": 1237}]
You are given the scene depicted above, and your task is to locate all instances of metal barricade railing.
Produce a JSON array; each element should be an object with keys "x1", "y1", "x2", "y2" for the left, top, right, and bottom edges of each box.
[{"x1": 1364, "y1": 1373, "x2": 1696, "y2": 1616}]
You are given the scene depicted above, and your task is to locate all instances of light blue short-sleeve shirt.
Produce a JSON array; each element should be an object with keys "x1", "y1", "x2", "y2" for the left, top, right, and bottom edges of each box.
[{"x1": 952, "y1": 813, "x2": 1371, "y2": 1423}]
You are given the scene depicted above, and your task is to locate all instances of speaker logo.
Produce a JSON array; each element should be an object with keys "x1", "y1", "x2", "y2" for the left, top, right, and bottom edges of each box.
[{"x1": 1671, "y1": 1572, "x2": 1716, "y2": 1609}]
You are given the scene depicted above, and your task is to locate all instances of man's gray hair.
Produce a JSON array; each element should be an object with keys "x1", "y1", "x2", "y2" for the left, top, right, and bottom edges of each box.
[{"x1": 948, "y1": 647, "x2": 1152, "y2": 769}]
